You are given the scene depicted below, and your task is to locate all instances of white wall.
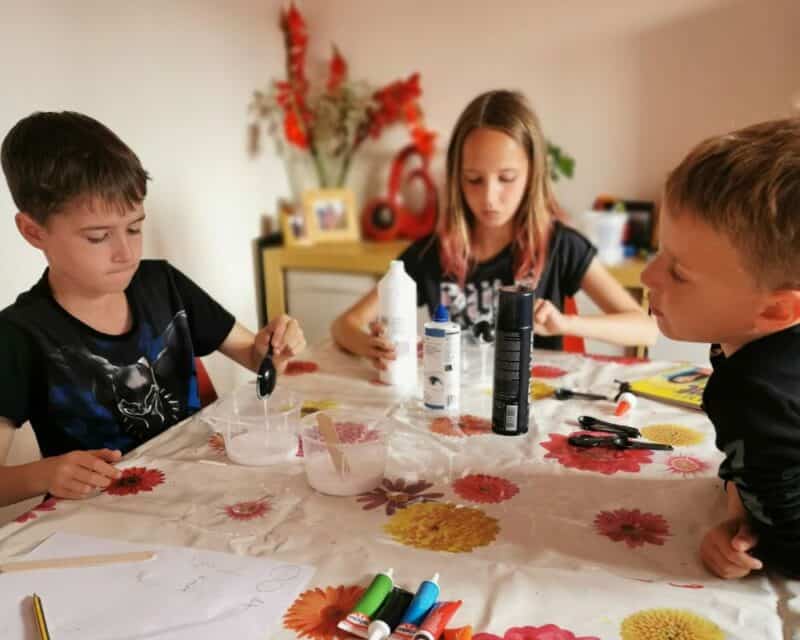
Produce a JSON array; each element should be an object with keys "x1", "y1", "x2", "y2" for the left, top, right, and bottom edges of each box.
[
  {"x1": 0, "y1": 0, "x2": 289, "y2": 392},
  {"x1": 1, "y1": 1, "x2": 799, "y2": 388}
]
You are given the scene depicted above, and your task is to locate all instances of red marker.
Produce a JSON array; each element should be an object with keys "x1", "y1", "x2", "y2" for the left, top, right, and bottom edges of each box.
[{"x1": 615, "y1": 392, "x2": 637, "y2": 416}]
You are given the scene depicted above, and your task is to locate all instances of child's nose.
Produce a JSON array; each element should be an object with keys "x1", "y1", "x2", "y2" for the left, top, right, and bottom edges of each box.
[
  {"x1": 111, "y1": 235, "x2": 134, "y2": 262},
  {"x1": 640, "y1": 257, "x2": 660, "y2": 289}
]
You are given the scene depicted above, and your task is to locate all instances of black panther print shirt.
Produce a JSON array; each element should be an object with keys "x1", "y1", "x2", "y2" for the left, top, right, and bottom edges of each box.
[{"x1": 0, "y1": 261, "x2": 235, "y2": 457}]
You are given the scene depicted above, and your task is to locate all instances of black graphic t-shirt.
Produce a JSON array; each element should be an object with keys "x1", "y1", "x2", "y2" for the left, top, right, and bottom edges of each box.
[
  {"x1": 703, "y1": 325, "x2": 800, "y2": 577},
  {"x1": 399, "y1": 220, "x2": 597, "y2": 350},
  {"x1": 0, "y1": 260, "x2": 235, "y2": 457}
]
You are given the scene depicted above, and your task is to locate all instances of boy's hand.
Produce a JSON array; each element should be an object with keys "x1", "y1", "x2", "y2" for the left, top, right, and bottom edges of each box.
[
  {"x1": 255, "y1": 314, "x2": 306, "y2": 372},
  {"x1": 533, "y1": 299, "x2": 571, "y2": 337},
  {"x1": 41, "y1": 449, "x2": 122, "y2": 500},
  {"x1": 364, "y1": 320, "x2": 397, "y2": 371},
  {"x1": 700, "y1": 517, "x2": 762, "y2": 579}
]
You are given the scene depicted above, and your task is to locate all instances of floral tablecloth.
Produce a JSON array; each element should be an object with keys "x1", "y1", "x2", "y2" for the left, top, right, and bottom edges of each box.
[{"x1": 1, "y1": 341, "x2": 799, "y2": 639}]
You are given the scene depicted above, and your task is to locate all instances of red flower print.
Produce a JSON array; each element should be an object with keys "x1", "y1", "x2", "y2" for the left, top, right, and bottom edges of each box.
[
  {"x1": 284, "y1": 584, "x2": 365, "y2": 639},
  {"x1": 584, "y1": 354, "x2": 645, "y2": 365},
  {"x1": 453, "y1": 474, "x2": 519, "y2": 504},
  {"x1": 14, "y1": 496, "x2": 59, "y2": 523},
  {"x1": 105, "y1": 467, "x2": 165, "y2": 496},
  {"x1": 540, "y1": 433, "x2": 653, "y2": 475},
  {"x1": 431, "y1": 414, "x2": 492, "y2": 437},
  {"x1": 306, "y1": 421, "x2": 379, "y2": 445},
  {"x1": 665, "y1": 455, "x2": 710, "y2": 477},
  {"x1": 357, "y1": 478, "x2": 443, "y2": 515},
  {"x1": 223, "y1": 497, "x2": 271, "y2": 521},
  {"x1": 530, "y1": 365, "x2": 567, "y2": 379},
  {"x1": 285, "y1": 360, "x2": 319, "y2": 375},
  {"x1": 474, "y1": 625, "x2": 600, "y2": 640},
  {"x1": 594, "y1": 508, "x2": 671, "y2": 548}
]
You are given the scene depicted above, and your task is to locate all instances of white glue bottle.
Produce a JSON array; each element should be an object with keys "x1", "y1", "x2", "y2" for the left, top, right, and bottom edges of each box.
[
  {"x1": 377, "y1": 260, "x2": 417, "y2": 391},
  {"x1": 423, "y1": 304, "x2": 461, "y2": 413}
]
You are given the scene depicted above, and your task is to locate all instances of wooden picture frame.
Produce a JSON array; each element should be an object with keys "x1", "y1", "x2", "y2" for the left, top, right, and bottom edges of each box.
[
  {"x1": 302, "y1": 188, "x2": 359, "y2": 243},
  {"x1": 279, "y1": 198, "x2": 312, "y2": 247}
]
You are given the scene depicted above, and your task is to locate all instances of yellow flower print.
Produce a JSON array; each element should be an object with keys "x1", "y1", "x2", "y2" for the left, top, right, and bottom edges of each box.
[
  {"x1": 530, "y1": 381, "x2": 555, "y2": 400},
  {"x1": 384, "y1": 502, "x2": 499, "y2": 553},
  {"x1": 620, "y1": 608, "x2": 724, "y2": 640},
  {"x1": 640, "y1": 424, "x2": 705, "y2": 447}
]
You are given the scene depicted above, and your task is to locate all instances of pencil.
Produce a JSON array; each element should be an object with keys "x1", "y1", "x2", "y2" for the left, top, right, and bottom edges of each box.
[
  {"x1": 32, "y1": 593, "x2": 50, "y2": 640},
  {"x1": 0, "y1": 550, "x2": 155, "y2": 573}
]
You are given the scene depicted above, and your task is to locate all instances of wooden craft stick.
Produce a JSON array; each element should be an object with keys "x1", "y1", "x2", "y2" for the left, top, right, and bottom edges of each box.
[
  {"x1": 316, "y1": 413, "x2": 350, "y2": 474},
  {"x1": 0, "y1": 550, "x2": 155, "y2": 573}
]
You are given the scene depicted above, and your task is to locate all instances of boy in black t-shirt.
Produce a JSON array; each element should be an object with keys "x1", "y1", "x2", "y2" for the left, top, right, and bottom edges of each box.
[
  {"x1": 642, "y1": 118, "x2": 800, "y2": 579},
  {"x1": 0, "y1": 111, "x2": 306, "y2": 507}
]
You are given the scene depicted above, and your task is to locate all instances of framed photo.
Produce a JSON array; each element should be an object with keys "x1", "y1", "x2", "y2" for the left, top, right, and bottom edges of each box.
[
  {"x1": 279, "y1": 199, "x2": 311, "y2": 247},
  {"x1": 302, "y1": 188, "x2": 359, "y2": 243}
]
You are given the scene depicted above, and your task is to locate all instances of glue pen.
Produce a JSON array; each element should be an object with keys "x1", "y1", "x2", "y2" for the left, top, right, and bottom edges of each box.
[
  {"x1": 390, "y1": 573, "x2": 440, "y2": 639},
  {"x1": 614, "y1": 391, "x2": 637, "y2": 417},
  {"x1": 367, "y1": 587, "x2": 414, "y2": 640},
  {"x1": 338, "y1": 568, "x2": 395, "y2": 637}
]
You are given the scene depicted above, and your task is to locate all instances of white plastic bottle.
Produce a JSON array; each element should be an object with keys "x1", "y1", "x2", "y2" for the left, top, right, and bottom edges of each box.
[
  {"x1": 377, "y1": 260, "x2": 417, "y2": 390},
  {"x1": 423, "y1": 304, "x2": 461, "y2": 413}
]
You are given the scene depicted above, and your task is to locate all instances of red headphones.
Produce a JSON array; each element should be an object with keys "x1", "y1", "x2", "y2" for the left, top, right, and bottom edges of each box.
[{"x1": 362, "y1": 144, "x2": 438, "y2": 242}]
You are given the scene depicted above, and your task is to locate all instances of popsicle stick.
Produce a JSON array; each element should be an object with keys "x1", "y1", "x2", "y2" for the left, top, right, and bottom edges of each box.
[
  {"x1": 316, "y1": 413, "x2": 350, "y2": 474},
  {"x1": 0, "y1": 550, "x2": 155, "y2": 573}
]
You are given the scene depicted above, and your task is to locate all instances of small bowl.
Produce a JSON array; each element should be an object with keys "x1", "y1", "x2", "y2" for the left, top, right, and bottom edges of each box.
[
  {"x1": 207, "y1": 386, "x2": 301, "y2": 466},
  {"x1": 299, "y1": 408, "x2": 390, "y2": 496}
]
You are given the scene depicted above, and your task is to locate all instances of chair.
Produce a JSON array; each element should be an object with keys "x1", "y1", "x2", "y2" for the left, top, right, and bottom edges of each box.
[
  {"x1": 195, "y1": 358, "x2": 218, "y2": 407},
  {"x1": 562, "y1": 297, "x2": 586, "y2": 354}
]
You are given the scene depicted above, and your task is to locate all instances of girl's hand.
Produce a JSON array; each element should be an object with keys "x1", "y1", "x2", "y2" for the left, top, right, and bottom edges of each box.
[
  {"x1": 41, "y1": 449, "x2": 122, "y2": 499},
  {"x1": 533, "y1": 299, "x2": 572, "y2": 337},
  {"x1": 364, "y1": 320, "x2": 397, "y2": 371}
]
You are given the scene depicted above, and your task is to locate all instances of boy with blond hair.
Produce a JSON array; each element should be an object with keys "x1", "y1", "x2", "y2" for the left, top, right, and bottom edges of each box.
[
  {"x1": 0, "y1": 111, "x2": 306, "y2": 507},
  {"x1": 642, "y1": 117, "x2": 800, "y2": 579}
]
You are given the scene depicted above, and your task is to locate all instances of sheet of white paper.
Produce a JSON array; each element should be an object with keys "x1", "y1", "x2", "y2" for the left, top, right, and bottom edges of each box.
[{"x1": 0, "y1": 532, "x2": 315, "y2": 640}]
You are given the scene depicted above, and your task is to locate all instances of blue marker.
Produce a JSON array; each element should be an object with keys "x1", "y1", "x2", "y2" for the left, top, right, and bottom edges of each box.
[{"x1": 390, "y1": 573, "x2": 440, "y2": 640}]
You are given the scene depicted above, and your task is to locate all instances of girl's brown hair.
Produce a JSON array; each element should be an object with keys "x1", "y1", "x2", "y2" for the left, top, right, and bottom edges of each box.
[{"x1": 438, "y1": 90, "x2": 557, "y2": 285}]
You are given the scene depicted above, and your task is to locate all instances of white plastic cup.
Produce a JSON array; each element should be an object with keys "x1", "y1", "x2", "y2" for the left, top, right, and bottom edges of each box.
[{"x1": 579, "y1": 210, "x2": 629, "y2": 265}]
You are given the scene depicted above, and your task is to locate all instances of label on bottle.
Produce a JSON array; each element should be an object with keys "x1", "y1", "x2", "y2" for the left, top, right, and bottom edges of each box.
[
  {"x1": 492, "y1": 328, "x2": 531, "y2": 434},
  {"x1": 423, "y1": 325, "x2": 460, "y2": 411}
]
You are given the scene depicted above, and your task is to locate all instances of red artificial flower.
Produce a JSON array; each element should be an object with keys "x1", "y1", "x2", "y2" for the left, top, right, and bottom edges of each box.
[
  {"x1": 369, "y1": 73, "x2": 422, "y2": 138},
  {"x1": 530, "y1": 365, "x2": 567, "y2": 379},
  {"x1": 285, "y1": 360, "x2": 319, "y2": 375},
  {"x1": 594, "y1": 508, "x2": 671, "y2": 548},
  {"x1": 105, "y1": 467, "x2": 165, "y2": 496},
  {"x1": 326, "y1": 45, "x2": 347, "y2": 93},
  {"x1": 453, "y1": 474, "x2": 519, "y2": 504},
  {"x1": 540, "y1": 433, "x2": 653, "y2": 475},
  {"x1": 474, "y1": 625, "x2": 600, "y2": 640},
  {"x1": 411, "y1": 126, "x2": 437, "y2": 158},
  {"x1": 284, "y1": 109, "x2": 309, "y2": 149}
]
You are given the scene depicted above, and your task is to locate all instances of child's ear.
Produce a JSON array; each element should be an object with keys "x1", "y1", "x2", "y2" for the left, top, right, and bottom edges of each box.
[
  {"x1": 15, "y1": 212, "x2": 47, "y2": 249},
  {"x1": 755, "y1": 290, "x2": 800, "y2": 332}
]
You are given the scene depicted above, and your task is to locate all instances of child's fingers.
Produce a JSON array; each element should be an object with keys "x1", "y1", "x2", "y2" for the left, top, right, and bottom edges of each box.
[
  {"x1": 269, "y1": 315, "x2": 292, "y2": 350},
  {"x1": 86, "y1": 451, "x2": 123, "y2": 478},
  {"x1": 370, "y1": 356, "x2": 387, "y2": 371},
  {"x1": 732, "y1": 521, "x2": 759, "y2": 552},
  {"x1": 369, "y1": 320, "x2": 385, "y2": 337}
]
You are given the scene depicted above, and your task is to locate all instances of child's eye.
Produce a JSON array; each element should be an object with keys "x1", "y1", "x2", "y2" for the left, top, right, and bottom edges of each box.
[
  {"x1": 127, "y1": 226, "x2": 142, "y2": 235},
  {"x1": 86, "y1": 234, "x2": 109, "y2": 244},
  {"x1": 499, "y1": 176, "x2": 517, "y2": 183},
  {"x1": 464, "y1": 177, "x2": 482, "y2": 185}
]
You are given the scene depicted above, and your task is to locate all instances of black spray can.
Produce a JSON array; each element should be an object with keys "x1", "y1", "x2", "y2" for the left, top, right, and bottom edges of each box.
[{"x1": 492, "y1": 285, "x2": 534, "y2": 435}]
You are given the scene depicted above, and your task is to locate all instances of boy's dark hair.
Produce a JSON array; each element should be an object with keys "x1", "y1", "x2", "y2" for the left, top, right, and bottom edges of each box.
[
  {"x1": 1, "y1": 111, "x2": 149, "y2": 224},
  {"x1": 664, "y1": 117, "x2": 800, "y2": 289}
]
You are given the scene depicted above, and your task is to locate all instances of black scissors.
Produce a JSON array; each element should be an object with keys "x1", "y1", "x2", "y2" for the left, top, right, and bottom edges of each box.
[
  {"x1": 578, "y1": 415, "x2": 640, "y2": 438},
  {"x1": 568, "y1": 433, "x2": 673, "y2": 451},
  {"x1": 554, "y1": 388, "x2": 610, "y2": 401}
]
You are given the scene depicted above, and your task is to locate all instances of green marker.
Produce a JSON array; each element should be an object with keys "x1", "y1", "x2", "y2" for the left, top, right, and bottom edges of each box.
[{"x1": 337, "y1": 568, "x2": 394, "y2": 637}]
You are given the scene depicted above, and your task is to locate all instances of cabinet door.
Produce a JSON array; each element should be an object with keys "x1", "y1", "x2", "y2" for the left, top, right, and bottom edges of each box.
[{"x1": 286, "y1": 270, "x2": 377, "y2": 346}]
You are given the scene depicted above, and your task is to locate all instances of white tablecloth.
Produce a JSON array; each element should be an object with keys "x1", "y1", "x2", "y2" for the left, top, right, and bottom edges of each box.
[{"x1": 1, "y1": 341, "x2": 799, "y2": 639}]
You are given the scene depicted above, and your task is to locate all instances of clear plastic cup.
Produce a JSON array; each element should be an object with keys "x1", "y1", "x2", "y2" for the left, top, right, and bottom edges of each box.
[
  {"x1": 299, "y1": 408, "x2": 390, "y2": 496},
  {"x1": 208, "y1": 386, "x2": 301, "y2": 466}
]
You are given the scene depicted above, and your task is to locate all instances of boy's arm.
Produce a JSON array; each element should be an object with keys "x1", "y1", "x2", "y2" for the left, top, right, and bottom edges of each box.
[
  {"x1": 0, "y1": 417, "x2": 122, "y2": 507},
  {"x1": 218, "y1": 316, "x2": 306, "y2": 373}
]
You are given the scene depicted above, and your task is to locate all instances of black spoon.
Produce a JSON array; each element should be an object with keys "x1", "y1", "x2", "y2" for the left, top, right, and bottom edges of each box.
[
  {"x1": 578, "y1": 415, "x2": 641, "y2": 438},
  {"x1": 256, "y1": 345, "x2": 276, "y2": 399}
]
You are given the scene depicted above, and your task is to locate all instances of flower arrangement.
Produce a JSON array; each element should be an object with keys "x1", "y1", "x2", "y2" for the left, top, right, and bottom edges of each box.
[{"x1": 251, "y1": 3, "x2": 436, "y2": 189}]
